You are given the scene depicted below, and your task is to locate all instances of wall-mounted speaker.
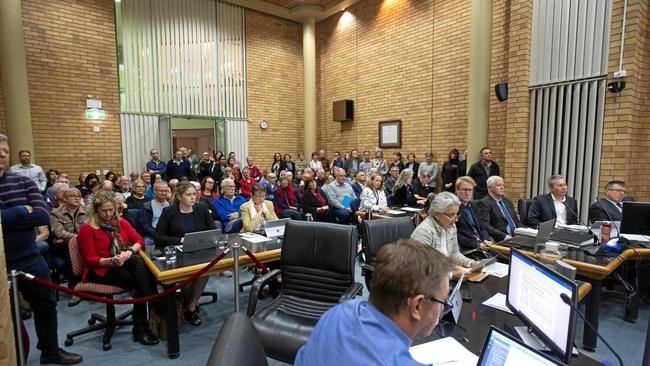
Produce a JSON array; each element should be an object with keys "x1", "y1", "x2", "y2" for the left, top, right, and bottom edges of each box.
[
  {"x1": 495, "y1": 83, "x2": 508, "y2": 102},
  {"x1": 333, "y1": 100, "x2": 354, "y2": 122}
]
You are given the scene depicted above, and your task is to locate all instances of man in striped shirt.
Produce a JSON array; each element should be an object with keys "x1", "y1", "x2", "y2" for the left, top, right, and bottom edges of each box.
[{"x1": 0, "y1": 134, "x2": 82, "y2": 365}]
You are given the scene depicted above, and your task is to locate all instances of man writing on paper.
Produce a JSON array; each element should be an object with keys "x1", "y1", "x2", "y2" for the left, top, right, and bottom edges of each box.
[{"x1": 295, "y1": 239, "x2": 454, "y2": 365}]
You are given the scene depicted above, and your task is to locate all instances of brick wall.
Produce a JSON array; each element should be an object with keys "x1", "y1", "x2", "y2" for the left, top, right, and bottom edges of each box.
[
  {"x1": 0, "y1": 224, "x2": 17, "y2": 366},
  {"x1": 0, "y1": 75, "x2": 6, "y2": 134},
  {"x1": 600, "y1": 0, "x2": 650, "y2": 200},
  {"x1": 245, "y1": 10, "x2": 304, "y2": 170},
  {"x1": 316, "y1": 0, "x2": 470, "y2": 168},
  {"x1": 20, "y1": 0, "x2": 122, "y2": 177}
]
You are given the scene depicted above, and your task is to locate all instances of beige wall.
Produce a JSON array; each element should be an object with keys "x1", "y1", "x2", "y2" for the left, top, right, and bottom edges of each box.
[{"x1": 245, "y1": 10, "x2": 304, "y2": 169}]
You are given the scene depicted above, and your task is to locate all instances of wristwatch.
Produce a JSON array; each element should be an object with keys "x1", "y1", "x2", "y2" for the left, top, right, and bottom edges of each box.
[{"x1": 110, "y1": 257, "x2": 117, "y2": 267}]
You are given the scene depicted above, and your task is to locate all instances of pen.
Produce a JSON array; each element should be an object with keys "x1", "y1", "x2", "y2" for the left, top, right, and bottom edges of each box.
[{"x1": 435, "y1": 360, "x2": 457, "y2": 365}]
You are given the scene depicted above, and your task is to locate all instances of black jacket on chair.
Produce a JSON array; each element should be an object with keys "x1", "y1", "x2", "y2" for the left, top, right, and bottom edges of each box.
[
  {"x1": 527, "y1": 193, "x2": 578, "y2": 228},
  {"x1": 589, "y1": 199, "x2": 622, "y2": 223},
  {"x1": 456, "y1": 201, "x2": 491, "y2": 250},
  {"x1": 476, "y1": 195, "x2": 521, "y2": 242},
  {"x1": 153, "y1": 202, "x2": 215, "y2": 248}
]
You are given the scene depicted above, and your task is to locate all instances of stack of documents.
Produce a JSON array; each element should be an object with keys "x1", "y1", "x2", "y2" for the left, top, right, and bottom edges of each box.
[{"x1": 409, "y1": 337, "x2": 478, "y2": 365}]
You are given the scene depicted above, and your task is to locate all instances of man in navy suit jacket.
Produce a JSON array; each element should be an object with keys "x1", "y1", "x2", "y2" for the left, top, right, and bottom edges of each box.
[
  {"x1": 589, "y1": 180, "x2": 629, "y2": 223},
  {"x1": 352, "y1": 171, "x2": 366, "y2": 198},
  {"x1": 528, "y1": 175, "x2": 578, "y2": 228},
  {"x1": 455, "y1": 176, "x2": 493, "y2": 252}
]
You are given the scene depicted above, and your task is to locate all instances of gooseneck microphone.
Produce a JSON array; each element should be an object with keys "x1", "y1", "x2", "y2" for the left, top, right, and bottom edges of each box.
[
  {"x1": 560, "y1": 293, "x2": 624, "y2": 366},
  {"x1": 562, "y1": 201, "x2": 599, "y2": 243}
]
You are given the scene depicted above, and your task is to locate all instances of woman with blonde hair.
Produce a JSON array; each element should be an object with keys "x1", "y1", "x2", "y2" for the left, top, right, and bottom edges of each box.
[{"x1": 76, "y1": 190, "x2": 159, "y2": 345}]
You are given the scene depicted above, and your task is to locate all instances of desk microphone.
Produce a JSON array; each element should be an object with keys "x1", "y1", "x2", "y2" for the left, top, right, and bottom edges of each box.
[
  {"x1": 559, "y1": 293, "x2": 624, "y2": 366},
  {"x1": 562, "y1": 201, "x2": 598, "y2": 243}
]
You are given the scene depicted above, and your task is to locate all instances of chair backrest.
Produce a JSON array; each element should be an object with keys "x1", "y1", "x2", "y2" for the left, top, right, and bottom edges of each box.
[
  {"x1": 280, "y1": 221, "x2": 357, "y2": 303},
  {"x1": 126, "y1": 208, "x2": 143, "y2": 234},
  {"x1": 386, "y1": 194, "x2": 394, "y2": 206},
  {"x1": 67, "y1": 235, "x2": 84, "y2": 276},
  {"x1": 206, "y1": 313, "x2": 268, "y2": 366},
  {"x1": 361, "y1": 216, "x2": 414, "y2": 266},
  {"x1": 517, "y1": 198, "x2": 534, "y2": 227}
]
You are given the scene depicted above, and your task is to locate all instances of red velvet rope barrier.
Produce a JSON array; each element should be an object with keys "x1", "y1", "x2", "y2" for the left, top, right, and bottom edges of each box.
[
  {"x1": 21, "y1": 249, "x2": 231, "y2": 304},
  {"x1": 243, "y1": 248, "x2": 270, "y2": 274}
]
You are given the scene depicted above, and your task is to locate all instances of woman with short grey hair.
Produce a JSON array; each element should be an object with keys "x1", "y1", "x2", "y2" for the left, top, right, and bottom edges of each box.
[{"x1": 411, "y1": 192, "x2": 479, "y2": 272}]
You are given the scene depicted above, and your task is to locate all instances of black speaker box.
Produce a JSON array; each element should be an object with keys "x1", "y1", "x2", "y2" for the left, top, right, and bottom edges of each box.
[
  {"x1": 495, "y1": 83, "x2": 508, "y2": 102},
  {"x1": 333, "y1": 100, "x2": 354, "y2": 122}
]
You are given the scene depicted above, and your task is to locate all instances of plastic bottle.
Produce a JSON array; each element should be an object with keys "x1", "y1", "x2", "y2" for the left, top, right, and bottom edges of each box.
[{"x1": 600, "y1": 221, "x2": 612, "y2": 245}]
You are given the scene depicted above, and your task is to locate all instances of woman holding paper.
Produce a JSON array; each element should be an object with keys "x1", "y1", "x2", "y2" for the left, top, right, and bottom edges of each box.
[
  {"x1": 410, "y1": 192, "x2": 480, "y2": 277},
  {"x1": 359, "y1": 174, "x2": 389, "y2": 213},
  {"x1": 241, "y1": 183, "x2": 279, "y2": 233}
]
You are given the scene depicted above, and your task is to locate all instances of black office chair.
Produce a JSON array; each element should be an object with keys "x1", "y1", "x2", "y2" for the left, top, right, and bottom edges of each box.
[
  {"x1": 206, "y1": 313, "x2": 268, "y2": 366},
  {"x1": 247, "y1": 221, "x2": 362, "y2": 363},
  {"x1": 360, "y1": 216, "x2": 414, "y2": 288},
  {"x1": 517, "y1": 198, "x2": 534, "y2": 228}
]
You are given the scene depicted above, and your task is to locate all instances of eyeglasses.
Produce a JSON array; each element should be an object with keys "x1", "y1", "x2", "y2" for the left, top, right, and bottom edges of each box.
[
  {"x1": 607, "y1": 188, "x2": 626, "y2": 193},
  {"x1": 458, "y1": 188, "x2": 474, "y2": 192},
  {"x1": 429, "y1": 296, "x2": 454, "y2": 315},
  {"x1": 439, "y1": 212, "x2": 459, "y2": 221}
]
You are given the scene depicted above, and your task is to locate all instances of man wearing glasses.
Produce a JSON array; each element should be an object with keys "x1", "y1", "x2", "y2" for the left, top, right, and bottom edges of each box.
[
  {"x1": 589, "y1": 180, "x2": 629, "y2": 223},
  {"x1": 411, "y1": 192, "x2": 481, "y2": 278},
  {"x1": 454, "y1": 176, "x2": 494, "y2": 254},
  {"x1": 295, "y1": 239, "x2": 454, "y2": 365}
]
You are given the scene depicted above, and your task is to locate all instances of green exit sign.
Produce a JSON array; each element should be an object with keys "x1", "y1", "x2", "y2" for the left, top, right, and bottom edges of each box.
[{"x1": 86, "y1": 108, "x2": 105, "y2": 120}]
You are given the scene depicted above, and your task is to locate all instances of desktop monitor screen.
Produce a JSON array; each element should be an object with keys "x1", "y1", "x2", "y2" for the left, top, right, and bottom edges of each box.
[
  {"x1": 478, "y1": 326, "x2": 563, "y2": 366},
  {"x1": 620, "y1": 201, "x2": 650, "y2": 235},
  {"x1": 506, "y1": 249, "x2": 577, "y2": 364}
]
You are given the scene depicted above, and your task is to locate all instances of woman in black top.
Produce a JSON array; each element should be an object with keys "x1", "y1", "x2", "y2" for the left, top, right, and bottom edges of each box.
[
  {"x1": 392, "y1": 169, "x2": 427, "y2": 207},
  {"x1": 271, "y1": 152, "x2": 283, "y2": 177},
  {"x1": 442, "y1": 148, "x2": 460, "y2": 193},
  {"x1": 301, "y1": 178, "x2": 336, "y2": 222},
  {"x1": 389, "y1": 152, "x2": 404, "y2": 172},
  {"x1": 154, "y1": 181, "x2": 216, "y2": 326},
  {"x1": 125, "y1": 179, "x2": 150, "y2": 209}
]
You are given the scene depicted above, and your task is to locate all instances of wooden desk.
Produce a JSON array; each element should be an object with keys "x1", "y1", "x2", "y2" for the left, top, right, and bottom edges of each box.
[
  {"x1": 491, "y1": 242, "x2": 650, "y2": 351},
  {"x1": 140, "y1": 236, "x2": 282, "y2": 359}
]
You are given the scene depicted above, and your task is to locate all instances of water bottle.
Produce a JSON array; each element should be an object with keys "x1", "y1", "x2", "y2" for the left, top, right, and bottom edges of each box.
[
  {"x1": 305, "y1": 213, "x2": 313, "y2": 221},
  {"x1": 600, "y1": 221, "x2": 612, "y2": 245}
]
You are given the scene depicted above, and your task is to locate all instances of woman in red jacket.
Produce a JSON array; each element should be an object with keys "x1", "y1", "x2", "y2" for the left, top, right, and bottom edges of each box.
[{"x1": 77, "y1": 190, "x2": 158, "y2": 346}]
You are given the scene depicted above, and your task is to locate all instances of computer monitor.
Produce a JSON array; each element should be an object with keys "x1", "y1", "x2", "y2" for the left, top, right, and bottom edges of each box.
[
  {"x1": 477, "y1": 326, "x2": 563, "y2": 366},
  {"x1": 620, "y1": 201, "x2": 650, "y2": 235},
  {"x1": 506, "y1": 249, "x2": 577, "y2": 364}
]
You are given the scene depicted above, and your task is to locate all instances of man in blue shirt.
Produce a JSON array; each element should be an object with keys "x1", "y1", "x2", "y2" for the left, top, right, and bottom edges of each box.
[
  {"x1": 295, "y1": 239, "x2": 454, "y2": 365},
  {"x1": 146, "y1": 148, "x2": 167, "y2": 176},
  {"x1": 214, "y1": 178, "x2": 245, "y2": 233}
]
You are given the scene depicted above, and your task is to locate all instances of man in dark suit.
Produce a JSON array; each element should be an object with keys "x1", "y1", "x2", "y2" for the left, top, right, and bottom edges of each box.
[
  {"x1": 589, "y1": 180, "x2": 628, "y2": 223},
  {"x1": 343, "y1": 149, "x2": 362, "y2": 174},
  {"x1": 351, "y1": 171, "x2": 366, "y2": 198},
  {"x1": 467, "y1": 147, "x2": 500, "y2": 199},
  {"x1": 476, "y1": 175, "x2": 521, "y2": 242},
  {"x1": 455, "y1": 176, "x2": 493, "y2": 253},
  {"x1": 528, "y1": 175, "x2": 578, "y2": 228}
]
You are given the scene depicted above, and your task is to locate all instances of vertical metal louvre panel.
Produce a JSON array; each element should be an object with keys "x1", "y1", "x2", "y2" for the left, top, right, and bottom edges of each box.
[
  {"x1": 120, "y1": 114, "x2": 160, "y2": 175},
  {"x1": 120, "y1": 0, "x2": 245, "y2": 119},
  {"x1": 225, "y1": 119, "x2": 248, "y2": 162},
  {"x1": 528, "y1": 0, "x2": 610, "y2": 218}
]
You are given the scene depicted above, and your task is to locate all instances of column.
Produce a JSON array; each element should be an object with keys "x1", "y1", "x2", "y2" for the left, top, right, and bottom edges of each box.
[
  {"x1": 467, "y1": 0, "x2": 492, "y2": 161},
  {"x1": 303, "y1": 17, "x2": 317, "y2": 157},
  {"x1": 0, "y1": 0, "x2": 35, "y2": 163}
]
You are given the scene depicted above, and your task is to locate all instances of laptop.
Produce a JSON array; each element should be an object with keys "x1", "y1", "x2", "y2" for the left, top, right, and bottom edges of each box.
[
  {"x1": 264, "y1": 218, "x2": 290, "y2": 239},
  {"x1": 180, "y1": 228, "x2": 222, "y2": 253},
  {"x1": 477, "y1": 326, "x2": 564, "y2": 366},
  {"x1": 507, "y1": 219, "x2": 555, "y2": 248}
]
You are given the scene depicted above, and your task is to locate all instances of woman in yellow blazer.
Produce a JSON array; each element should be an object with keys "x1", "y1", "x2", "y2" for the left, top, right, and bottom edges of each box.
[{"x1": 241, "y1": 183, "x2": 279, "y2": 233}]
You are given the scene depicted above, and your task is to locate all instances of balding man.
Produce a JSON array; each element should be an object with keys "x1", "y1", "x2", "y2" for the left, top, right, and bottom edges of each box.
[{"x1": 325, "y1": 168, "x2": 356, "y2": 223}]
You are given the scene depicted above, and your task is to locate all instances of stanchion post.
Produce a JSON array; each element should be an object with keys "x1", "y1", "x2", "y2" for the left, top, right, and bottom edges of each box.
[
  {"x1": 10, "y1": 270, "x2": 26, "y2": 366},
  {"x1": 231, "y1": 242, "x2": 241, "y2": 312}
]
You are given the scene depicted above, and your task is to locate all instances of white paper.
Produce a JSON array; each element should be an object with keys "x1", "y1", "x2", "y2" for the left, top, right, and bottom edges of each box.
[
  {"x1": 382, "y1": 124, "x2": 399, "y2": 144},
  {"x1": 400, "y1": 207, "x2": 422, "y2": 212},
  {"x1": 386, "y1": 209, "x2": 406, "y2": 215},
  {"x1": 482, "y1": 293, "x2": 514, "y2": 314},
  {"x1": 409, "y1": 337, "x2": 478, "y2": 366},
  {"x1": 483, "y1": 262, "x2": 509, "y2": 278},
  {"x1": 621, "y1": 233, "x2": 650, "y2": 242},
  {"x1": 238, "y1": 232, "x2": 271, "y2": 244}
]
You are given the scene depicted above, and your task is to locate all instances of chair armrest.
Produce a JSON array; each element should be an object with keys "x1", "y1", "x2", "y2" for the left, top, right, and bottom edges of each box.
[
  {"x1": 338, "y1": 282, "x2": 363, "y2": 303},
  {"x1": 361, "y1": 263, "x2": 374, "y2": 274},
  {"x1": 247, "y1": 269, "x2": 282, "y2": 317}
]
